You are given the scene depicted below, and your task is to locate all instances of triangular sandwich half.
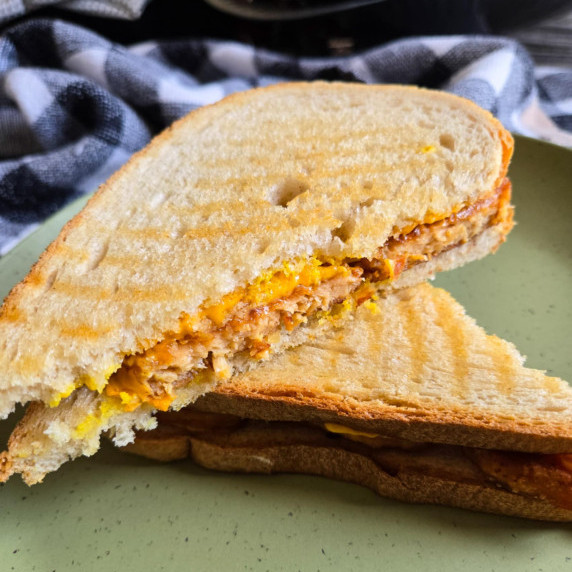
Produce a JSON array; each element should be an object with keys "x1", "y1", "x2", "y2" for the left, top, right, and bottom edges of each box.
[
  {"x1": 125, "y1": 284, "x2": 572, "y2": 521},
  {"x1": 0, "y1": 83, "x2": 513, "y2": 483}
]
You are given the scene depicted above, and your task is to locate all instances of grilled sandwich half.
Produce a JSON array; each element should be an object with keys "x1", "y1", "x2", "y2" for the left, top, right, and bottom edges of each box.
[
  {"x1": 0, "y1": 83, "x2": 514, "y2": 483},
  {"x1": 126, "y1": 284, "x2": 572, "y2": 522}
]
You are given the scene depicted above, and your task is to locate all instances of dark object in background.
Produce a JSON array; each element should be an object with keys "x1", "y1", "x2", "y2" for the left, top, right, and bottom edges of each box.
[
  {"x1": 3, "y1": 0, "x2": 572, "y2": 55},
  {"x1": 205, "y1": 0, "x2": 385, "y2": 20}
]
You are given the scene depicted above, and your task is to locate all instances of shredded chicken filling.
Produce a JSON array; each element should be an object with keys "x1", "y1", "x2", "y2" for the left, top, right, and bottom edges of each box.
[{"x1": 105, "y1": 180, "x2": 512, "y2": 412}]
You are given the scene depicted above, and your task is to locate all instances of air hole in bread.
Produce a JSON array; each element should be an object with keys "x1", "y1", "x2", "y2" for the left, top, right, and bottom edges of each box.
[
  {"x1": 268, "y1": 178, "x2": 309, "y2": 208},
  {"x1": 148, "y1": 192, "x2": 167, "y2": 210},
  {"x1": 257, "y1": 238, "x2": 272, "y2": 254},
  {"x1": 287, "y1": 216, "x2": 301, "y2": 229},
  {"x1": 332, "y1": 218, "x2": 356, "y2": 243},
  {"x1": 169, "y1": 225, "x2": 186, "y2": 240},
  {"x1": 439, "y1": 133, "x2": 456, "y2": 152},
  {"x1": 86, "y1": 241, "x2": 109, "y2": 272},
  {"x1": 362, "y1": 180, "x2": 373, "y2": 191},
  {"x1": 360, "y1": 197, "x2": 375, "y2": 208},
  {"x1": 43, "y1": 269, "x2": 58, "y2": 292}
]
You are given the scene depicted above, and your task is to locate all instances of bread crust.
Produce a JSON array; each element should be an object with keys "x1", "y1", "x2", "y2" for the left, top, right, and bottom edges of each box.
[{"x1": 195, "y1": 391, "x2": 572, "y2": 454}]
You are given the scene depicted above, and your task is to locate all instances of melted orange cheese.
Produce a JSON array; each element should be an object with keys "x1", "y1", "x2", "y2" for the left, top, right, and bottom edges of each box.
[
  {"x1": 202, "y1": 290, "x2": 245, "y2": 327},
  {"x1": 197, "y1": 259, "x2": 348, "y2": 327},
  {"x1": 324, "y1": 423, "x2": 379, "y2": 439},
  {"x1": 104, "y1": 258, "x2": 350, "y2": 412},
  {"x1": 105, "y1": 364, "x2": 173, "y2": 412}
]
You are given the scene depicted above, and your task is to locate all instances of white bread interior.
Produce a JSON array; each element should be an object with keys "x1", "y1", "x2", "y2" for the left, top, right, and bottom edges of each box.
[{"x1": 0, "y1": 83, "x2": 513, "y2": 420}]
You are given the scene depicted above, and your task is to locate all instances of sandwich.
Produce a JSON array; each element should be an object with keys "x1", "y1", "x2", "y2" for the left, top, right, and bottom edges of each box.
[
  {"x1": 0, "y1": 83, "x2": 514, "y2": 484},
  {"x1": 125, "y1": 284, "x2": 572, "y2": 522}
]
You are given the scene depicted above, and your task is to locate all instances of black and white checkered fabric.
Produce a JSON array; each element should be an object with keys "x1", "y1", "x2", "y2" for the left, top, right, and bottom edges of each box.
[
  {"x1": 1, "y1": 19, "x2": 571, "y2": 255},
  {"x1": 0, "y1": 0, "x2": 150, "y2": 24}
]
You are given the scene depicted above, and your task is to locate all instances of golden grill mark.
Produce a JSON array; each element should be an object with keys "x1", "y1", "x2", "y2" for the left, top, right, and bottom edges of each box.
[
  {"x1": 487, "y1": 335, "x2": 518, "y2": 395},
  {"x1": 51, "y1": 281, "x2": 190, "y2": 303},
  {"x1": 58, "y1": 324, "x2": 118, "y2": 340},
  {"x1": 164, "y1": 198, "x2": 274, "y2": 217},
  {"x1": 194, "y1": 130, "x2": 464, "y2": 162},
  {"x1": 431, "y1": 290, "x2": 470, "y2": 398},
  {"x1": 399, "y1": 300, "x2": 428, "y2": 387},
  {"x1": 186, "y1": 156, "x2": 476, "y2": 192}
]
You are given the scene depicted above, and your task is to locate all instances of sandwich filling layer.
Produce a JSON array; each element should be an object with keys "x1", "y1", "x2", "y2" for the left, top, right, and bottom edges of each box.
[
  {"x1": 96, "y1": 180, "x2": 512, "y2": 413},
  {"x1": 129, "y1": 408, "x2": 572, "y2": 513}
]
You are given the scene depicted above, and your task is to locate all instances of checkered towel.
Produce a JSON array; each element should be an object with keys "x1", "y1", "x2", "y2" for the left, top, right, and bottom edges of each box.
[
  {"x1": 1, "y1": 19, "x2": 571, "y2": 255},
  {"x1": 0, "y1": 0, "x2": 150, "y2": 23}
]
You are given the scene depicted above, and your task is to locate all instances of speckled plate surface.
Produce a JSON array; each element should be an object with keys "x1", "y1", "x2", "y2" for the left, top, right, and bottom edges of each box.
[{"x1": 1, "y1": 135, "x2": 571, "y2": 571}]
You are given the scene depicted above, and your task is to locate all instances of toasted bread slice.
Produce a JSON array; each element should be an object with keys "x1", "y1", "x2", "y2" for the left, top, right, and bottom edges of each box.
[{"x1": 0, "y1": 84, "x2": 513, "y2": 482}]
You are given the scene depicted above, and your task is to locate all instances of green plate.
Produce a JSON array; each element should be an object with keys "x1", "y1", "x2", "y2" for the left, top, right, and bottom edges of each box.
[{"x1": 1, "y1": 136, "x2": 571, "y2": 571}]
